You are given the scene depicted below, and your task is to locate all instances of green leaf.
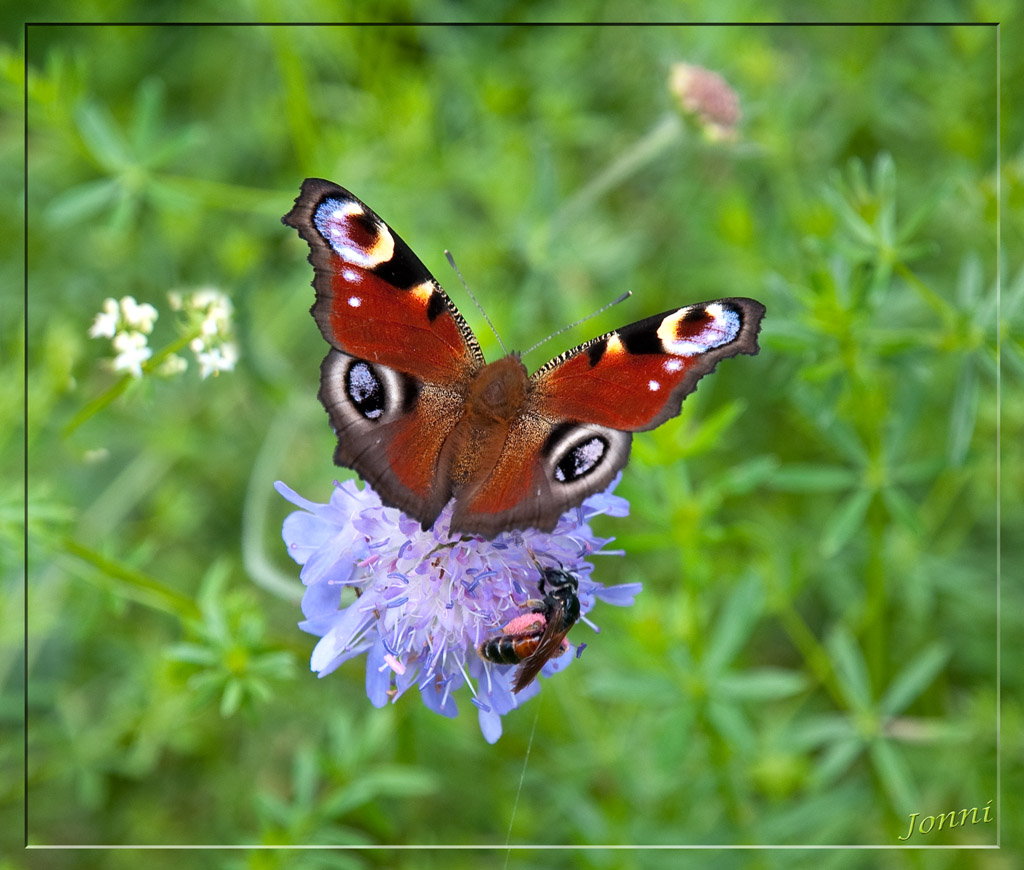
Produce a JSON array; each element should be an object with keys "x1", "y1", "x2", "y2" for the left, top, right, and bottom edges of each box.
[
  {"x1": 897, "y1": 178, "x2": 951, "y2": 250},
  {"x1": 714, "y1": 456, "x2": 779, "y2": 496},
  {"x1": 250, "y1": 650, "x2": 296, "y2": 679},
  {"x1": 322, "y1": 766, "x2": 437, "y2": 817},
  {"x1": 706, "y1": 699, "x2": 755, "y2": 754},
  {"x1": 869, "y1": 739, "x2": 918, "y2": 811},
  {"x1": 822, "y1": 421, "x2": 870, "y2": 466},
  {"x1": 292, "y1": 745, "x2": 319, "y2": 809},
  {"x1": 165, "y1": 643, "x2": 218, "y2": 666},
  {"x1": 585, "y1": 671, "x2": 669, "y2": 704},
  {"x1": 245, "y1": 676, "x2": 273, "y2": 703},
  {"x1": 717, "y1": 668, "x2": 808, "y2": 701},
  {"x1": 130, "y1": 77, "x2": 164, "y2": 153},
  {"x1": 790, "y1": 714, "x2": 855, "y2": 750},
  {"x1": 823, "y1": 181, "x2": 876, "y2": 249},
  {"x1": 879, "y1": 643, "x2": 950, "y2": 716},
  {"x1": 675, "y1": 399, "x2": 744, "y2": 457},
  {"x1": 220, "y1": 678, "x2": 243, "y2": 717},
  {"x1": 947, "y1": 362, "x2": 979, "y2": 465},
  {"x1": 827, "y1": 628, "x2": 872, "y2": 710},
  {"x1": 770, "y1": 464, "x2": 859, "y2": 493},
  {"x1": 812, "y1": 735, "x2": 864, "y2": 787},
  {"x1": 821, "y1": 488, "x2": 873, "y2": 556},
  {"x1": 146, "y1": 124, "x2": 206, "y2": 170},
  {"x1": 880, "y1": 485, "x2": 924, "y2": 536},
  {"x1": 44, "y1": 178, "x2": 119, "y2": 225},
  {"x1": 75, "y1": 101, "x2": 131, "y2": 170},
  {"x1": 704, "y1": 575, "x2": 763, "y2": 677}
]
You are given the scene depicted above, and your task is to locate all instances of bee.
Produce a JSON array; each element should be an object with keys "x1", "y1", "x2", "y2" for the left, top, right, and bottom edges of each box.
[{"x1": 478, "y1": 567, "x2": 581, "y2": 693}]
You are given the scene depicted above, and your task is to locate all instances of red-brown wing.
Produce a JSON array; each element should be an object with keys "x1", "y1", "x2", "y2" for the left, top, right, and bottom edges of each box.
[
  {"x1": 531, "y1": 298, "x2": 765, "y2": 431},
  {"x1": 283, "y1": 178, "x2": 484, "y2": 385},
  {"x1": 283, "y1": 180, "x2": 485, "y2": 526},
  {"x1": 449, "y1": 298, "x2": 765, "y2": 535},
  {"x1": 318, "y1": 350, "x2": 463, "y2": 529},
  {"x1": 450, "y1": 412, "x2": 631, "y2": 535}
]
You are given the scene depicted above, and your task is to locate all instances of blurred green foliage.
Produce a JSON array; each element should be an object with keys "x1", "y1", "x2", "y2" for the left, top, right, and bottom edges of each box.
[{"x1": 8, "y1": 6, "x2": 1022, "y2": 869}]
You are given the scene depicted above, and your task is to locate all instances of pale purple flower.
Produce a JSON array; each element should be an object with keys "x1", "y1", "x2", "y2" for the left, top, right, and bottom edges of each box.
[{"x1": 276, "y1": 475, "x2": 641, "y2": 743}]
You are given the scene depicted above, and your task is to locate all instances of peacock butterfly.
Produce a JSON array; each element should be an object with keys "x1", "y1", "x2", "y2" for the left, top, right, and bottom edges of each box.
[{"x1": 282, "y1": 178, "x2": 765, "y2": 538}]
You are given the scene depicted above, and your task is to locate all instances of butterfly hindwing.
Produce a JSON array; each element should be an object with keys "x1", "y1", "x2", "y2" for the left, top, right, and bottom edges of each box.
[
  {"x1": 453, "y1": 416, "x2": 630, "y2": 535},
  {"x1": 318, "y1": 349, "x2": 464, "y2": 527}
]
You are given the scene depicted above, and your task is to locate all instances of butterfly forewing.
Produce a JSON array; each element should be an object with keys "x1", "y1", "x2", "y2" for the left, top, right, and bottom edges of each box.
[
  {"x1": 283, "y1": 178, "x2": 483, "y2": 383},
  {"x1": 531, "y1": 298, "x2": 766, "y2": 431}
]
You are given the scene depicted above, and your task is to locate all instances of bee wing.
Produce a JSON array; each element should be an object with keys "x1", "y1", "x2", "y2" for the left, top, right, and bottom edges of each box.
[{"x1": 511, "y1": 605, "x2": 571, "y2": 694}]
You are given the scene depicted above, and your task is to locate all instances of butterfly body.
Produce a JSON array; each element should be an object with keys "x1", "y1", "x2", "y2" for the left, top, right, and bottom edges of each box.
[
  {"x1": 284, "y1": 179, "x2": 765, "y2": 537},
  {"x1": 478, "y1": 567, "x2": 581, "y2": 693},
  {"x1": 451, "y1": 354, "x2": 530, "y2": 477}
]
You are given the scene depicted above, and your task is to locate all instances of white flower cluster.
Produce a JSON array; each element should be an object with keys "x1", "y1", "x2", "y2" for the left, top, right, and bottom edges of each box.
[
  {"x1": 88, "y1": 296, "x2": 159, "y2": 377},
  {"x1": 89, "y1": 288, "x2": 239, "y2": 380},
  {"x1": 169, "y1": 287, "x2": 240, "y2": 379}
]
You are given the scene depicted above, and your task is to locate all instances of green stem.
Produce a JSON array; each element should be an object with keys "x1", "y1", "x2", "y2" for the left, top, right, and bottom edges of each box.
[
  {"x1": 241, "y1": 402, "x2": 306, "y2": 603},
  {"x1": 894, "y1": 261, "x2": 955, "y2": 326},
  {"x1": 550, "y1": 113, "x2": 684, "y2": 229},
  {"x1": 863, "y1": 501, "x2": 888, "y2": 694},
  {"x1": 61, "y1": 537, "x2": 200, "y2": 620},
  {"x1": 63, "y1": 330, "x2": 198, "y2": 437},
  {"x1": 767, "y1": 583, "x2": 848, "y2": 710}
]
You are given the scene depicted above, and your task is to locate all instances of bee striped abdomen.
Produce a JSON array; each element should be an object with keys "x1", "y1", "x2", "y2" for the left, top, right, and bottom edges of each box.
[{"x1": 479, "y1": 633, "x2": 544, "y2": 665}]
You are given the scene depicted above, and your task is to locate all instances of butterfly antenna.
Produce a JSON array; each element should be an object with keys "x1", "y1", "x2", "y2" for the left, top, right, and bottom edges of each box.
[
  {"x1": 445, "y1": 250, "x2": 508, "y2": 355},
  {"x1": 523, "y1": 291, "x2": 632, "y2": 357}
]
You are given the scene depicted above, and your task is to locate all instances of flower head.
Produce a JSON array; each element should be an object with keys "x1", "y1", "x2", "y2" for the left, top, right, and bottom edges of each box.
[
  {"x1": 276, "y1": 476, "x2": 640, "y2": 743},
  {"x1": 89, "y1": 295, "x2": 159, "y2": 377},
  {"x1": 191, "y1": 338, "x2": 240, "y2": 379},
  {"x1": 669, "y1": 62, "x2": 741, "y2": 142},
  {"x1": 171, "y1": 287, "x2": 239, "y2": 378},
  {"x1": 88, "y1": 298, "x2": 121, "y2": 339},
  {"x1": 87, "y1": 288, "x2": 239, "y2": 384}
]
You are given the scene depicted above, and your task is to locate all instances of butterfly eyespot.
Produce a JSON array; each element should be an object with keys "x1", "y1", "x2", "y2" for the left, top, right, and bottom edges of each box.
[
  {"x1": 345, "y1": 361, "x2": 386, "y2": 420},
  {"x1": 314, "y1": 197, "x2": 395, "y2": 268},
  {"x1": 658, "y1": 302, "x2": 741, "y2": 355},
  {"x1": 553, "y1": 436, "x2": 607, "y2": 482}
]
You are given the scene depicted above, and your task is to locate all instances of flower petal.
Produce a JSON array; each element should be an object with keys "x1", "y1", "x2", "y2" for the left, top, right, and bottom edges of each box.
[{"x1": 592, "y1": 582, "x2": 644, "y2": 606}]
